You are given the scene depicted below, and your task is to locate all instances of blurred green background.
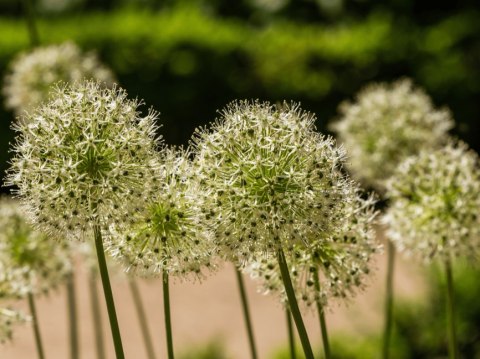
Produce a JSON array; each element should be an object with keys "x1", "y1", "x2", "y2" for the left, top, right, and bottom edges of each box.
[{"x1": 1, "y1": 1, "x2": 480, "y2": 358}]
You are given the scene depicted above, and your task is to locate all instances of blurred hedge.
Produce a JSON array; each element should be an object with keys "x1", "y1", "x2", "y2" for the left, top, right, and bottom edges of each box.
[{"x1": 1, "y1": 5, "x2": 479, "y2": 184}]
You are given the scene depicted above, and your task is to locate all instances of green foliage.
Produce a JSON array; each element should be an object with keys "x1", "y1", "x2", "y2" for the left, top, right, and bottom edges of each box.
[
  {"x1": 0, "y1": 5, "x2": 479, "y2": 187},
  {"x1": 178, "y1": 339, "x2": 230, "y2": 359}
]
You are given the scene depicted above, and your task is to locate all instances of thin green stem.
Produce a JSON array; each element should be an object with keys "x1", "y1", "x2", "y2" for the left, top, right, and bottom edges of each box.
[
  {"x1": 277, "y1": 248, "x2": 314, "y2": 359},
  {"x1": 89, "y1": 269, "x2": 106, "y2": 359},
  {"x1": 313, "y1": 268, "x2": 330, "y2": 359},
  {"x1": 234, "y1": 267, "x2": 258, "y2": 359},
  {"x1": 445, "y1": 257, "x2": 458, "y2": 359},
  {"x1": 28, "y1": 292, "x2": 45, "y2": 359},
  {"x1": 163, "y1": 272, "x2": 174, "y2": 359},
  {"x1": 286, "y1": 305, "x2": 296, "y2": 359},
  {"x1": 93, "y1": 225, "x2": 125, "y2": 359},
  {"x1": 129, "y1": 277, "x2": 156, "y2": 359},
  {"x1": 22, "y1": 0, "x2": 40, "y2": 47},
  {"x1": 382, "y1": 240, "x2": 395, "y2": 359},
  {"x1": 66, "y1": 272, "x2": 79, "y2": 359}
]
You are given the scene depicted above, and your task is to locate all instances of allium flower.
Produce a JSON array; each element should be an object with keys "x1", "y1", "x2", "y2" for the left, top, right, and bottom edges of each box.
[
  {"x1": 6, "y1": 80, "x2": 162, "y2": 240},
  {"x1": 109, "y1": 148, "x2": 217, "y2": 278},
  {"x1": 3, "y1": 42, "x2": 115, "y2": 116},
  {"x1": 246, "y1": 194, "x2": 378, "y2": 308},
  {"x1": 0, "y1": 198, "x2": 71, "y2": 298},
  {"x1": 0, "y1": 308, "x2": 28, "y2": 343},
  {"x1": 330, "y1": 79, "x2": 453, "y2": 191},
  {"x1": 192, "y1": 100, "x2": 378, "y2": 267},
  {"x1": 384, "y1": 141, "x2": 480, "y2": 262}
]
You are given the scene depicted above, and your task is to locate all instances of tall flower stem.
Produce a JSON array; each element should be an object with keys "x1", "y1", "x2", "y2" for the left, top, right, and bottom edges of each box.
[
  {"x1": 163, "y1": 272, "x2": 174, "y2": 359},
  {"x1": 382, "y1": 240, "x2": 395, "y2": 359},
  {"x1": 277, "y1": 248, "x2": 314, "y2": 359},
  {"x1": 21, "y1": 0, "x2": 40, "y2": 47},
  {"x1": 445, "y1": 257, "x2": 458, "y2": 359},
  {"x1": 286, "y1": 305, "x2": 296, "y2": 359},
  {"x1": 89, "y1": 269, "x2": 105, "y2": 359},
  {"x1": 28, "y1": 292, "x2": 45, "y2": 359},
  {"x1": 93, "y1": 225, "x2": 125, "y2": 359},
  {"x1": 128, "y1": 278, "x2": 156, "y2": 359},
  {"x1": 66, "y1": 271, "x2": 79, "y2": 359},
  {"x1": 313, "y1": 268, "x2": 330, "y2": 359},
  {"x1": 234, "y1": 267, "x2": 258, "y2": 359}
]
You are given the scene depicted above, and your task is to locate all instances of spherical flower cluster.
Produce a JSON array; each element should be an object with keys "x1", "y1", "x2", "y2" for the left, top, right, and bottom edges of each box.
[
  {"x1": 3, "y1": 42, "x2": 115, "y2": 116},
  {"x1": 0, "y1": 198, "x2": 72, "y2": 298},
  {"x1": 247, "y1": 194, "x2": 378, "y2": 308},
  {"x1": 6, "y1": 80, "x2": 162, "y2": 240},
  {"x1": 109, "y1": 148, "x2": 217, "y2": 279},
  {"x1": 384, "y1": 141, "x2": 480, "y2": 262},
  {"x1": 192, "y1": 100, "x2": 379, "y2": 266},
  {"x1": 0, "y1": 308, "x2": 28, "y2": 343},
  {"x1": 330, "y1": 79, "x2": 453, "y2": 191}
]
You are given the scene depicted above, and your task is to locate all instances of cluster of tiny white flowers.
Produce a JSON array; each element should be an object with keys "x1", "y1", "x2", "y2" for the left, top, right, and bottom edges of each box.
[
  {"x1": 6, "y1": 80, "x2": 162, "y2": 240},
  {"x1": 109, "y1": 148, "x2": 217, "y2": 279},
  {"x1": 0, "y1": 308, "x2": 28, "y2": 344},
  {"x1": 0, "y1": 198, "x2": 72, "y2": 298},
  {"x1": 384, "y1": 141, "x2": 480, "y2": 262},
  {"x1": 330, "y1": 79, "x2": 453, "y2": 191},
  {"x1": 192, "y1": 100, "x2": 379, "y2": 269},
  {"x1": 3, "y1": 42, "x2": 115, "y2": 116},
  {"x1": 246, "y1": 194, "x2": 378, "y2": 308}
]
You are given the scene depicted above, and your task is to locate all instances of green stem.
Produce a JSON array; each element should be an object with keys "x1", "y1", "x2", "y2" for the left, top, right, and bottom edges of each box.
[
  {"x1": 277, "y1": 248, "x2": 314, "y2": 359},
  {"x1": 286, "y1": 305, "x2": 296, "y2": 359},
  {"x1": 163, "y1": 272, "x2": 174, "y2": 359},
  {"x1": 234, "y1": 267, "x2": 258, "y2": 359},
  {"x1": 445, "y1": 257, "x2": 458, "y2": 359},
  {"x1": 22, "y1": 0, "x2": 40, "y2": 47},
  {"x1": 129, "y1": 277, "x2": 156, "y2": 359},
  {"x1": 89, "y1": 269, "x2": 106, "y2": 359},
  {"x1": 28, "y1": 292, "x2": 45, "y2": 359},
  {"x1": 66, "y1": 272, "x2": 79, "y2": 359},
  {"x1": 93, "y1": 225, "x2": 125, "y2": 359},
  {"x1": 382, "y1": 240, "x2": 395, "y2": 359},
  {"x1": 313, "y1": 268, "x2": 330, "y2": 359}
]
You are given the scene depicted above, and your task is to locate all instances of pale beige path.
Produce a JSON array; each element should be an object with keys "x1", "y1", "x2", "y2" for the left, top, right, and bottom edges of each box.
[{"x1": 0, "y1": 246, "x2": 426, "y2": 359}]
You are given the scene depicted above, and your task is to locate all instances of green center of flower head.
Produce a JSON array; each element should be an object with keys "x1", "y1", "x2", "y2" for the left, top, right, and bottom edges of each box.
[
  {"x1": 148, "y1": 203, "x2": 187, "y2": 241},
  {"x1": 9, "y1": 215, "x2": 40, "y2": 267},
  {"x1": 77, "y1": 145, "x2": 113, "y2": 180}
]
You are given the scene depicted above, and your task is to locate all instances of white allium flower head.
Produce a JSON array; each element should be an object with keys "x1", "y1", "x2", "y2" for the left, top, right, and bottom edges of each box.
[
  {"x1": 3, "y1": 42, "x2": 115, "y2": 116},
  {"x1": 6, "y1": 80, "x2": 162, "y2": 240},
  {"x1": 330, "y1": 79, "x2": 453, "y2": 191},
  {"x1": 0, "y1": 308, "x2": 28, "y2": 344},
  {"x1": 192, "y1": 100, "x2": 379, "y2": 267},
  {"x1": 109, "y1": 148, "x2": 217, "y2": 279},
  {"x1": 384, "y1": 140, "x2": 480, "y2": 262},
  {"x1": 246, "y1": 194, "x2": 378, "y2": 308},
  {"x1": 0, "y1": 197, "x2": 72, "y2": 298}
]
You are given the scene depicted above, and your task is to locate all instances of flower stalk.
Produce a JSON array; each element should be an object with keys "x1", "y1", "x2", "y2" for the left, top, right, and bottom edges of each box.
[
  {"x1": 382, "y1": 240, "x2": 395, "y2": 359},
  {"x1": 277, "y1": 249, "x2": 314, "y2": 359},
  {"x1": 235, "y1": 267, "x2": 258, "y2": 359},
  {"x1": 286, "y1": 305, "x2": 296, "y2": 359},
  {"x1": 314, "y1": 267, "x2": 330, "y2": 359},
  {"x1": 163, "y1": 272, "x2": 174, "y2": 359},
  {"x1": 445, "y1": 257, "x2": 458, "y2": 359},
  {"x1": 89, "y1": 270, "x2": 105, "y2": 359},
  {"x1": 66, "y1": 272, "x2": 79, "y2": 359},
  {"x1": 28, "y1": 293, "x2": 45, "y2": 359},
  {"x1": 94, "y1": 225, "x2": 125, "y2": 359}
]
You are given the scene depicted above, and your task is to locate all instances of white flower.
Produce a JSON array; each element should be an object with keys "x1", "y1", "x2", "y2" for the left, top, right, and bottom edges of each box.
[
  {"x1": 0, "y1": 197, "x2": 71, "y2": 298},
  {"x1": 109, "y1": 148, "x2": 217, "y2": 279},
  {"x1": 6, "y1": 80, "x2": 162, "y2": 241},
  {"x1": 192, "y1": 100, "x2": 379, "y2": 274},
  {"x1": 3, "y1": 42, "x2": 115, "y2": 116},
  {"x1": 330, "y1": 79, "x2": 453, "y2": 191},
  {"x1": 384, "y1": 141, "x2": 480, "y2": 262}
]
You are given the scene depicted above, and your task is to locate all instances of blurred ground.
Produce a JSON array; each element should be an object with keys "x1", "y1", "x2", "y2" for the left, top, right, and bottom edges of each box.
[{"x1": 0, "y1": 242, "x2": 426, "y2": 359}]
